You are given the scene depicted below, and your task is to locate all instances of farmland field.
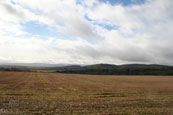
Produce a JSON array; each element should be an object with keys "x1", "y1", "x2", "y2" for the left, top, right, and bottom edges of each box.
[{"x1": 0, "y1": 72, "x2": 173, "y2": 114}]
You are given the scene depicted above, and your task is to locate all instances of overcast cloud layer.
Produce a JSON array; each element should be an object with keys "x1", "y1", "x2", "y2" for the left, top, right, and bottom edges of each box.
[{"x1": 0, "y1": 0, "x2": 173, "y2": 65}]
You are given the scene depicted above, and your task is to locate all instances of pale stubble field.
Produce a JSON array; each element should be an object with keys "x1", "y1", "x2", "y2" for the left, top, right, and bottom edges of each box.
[{"x1": 0, "y1": 71, "x2": 173, "y2": 114}]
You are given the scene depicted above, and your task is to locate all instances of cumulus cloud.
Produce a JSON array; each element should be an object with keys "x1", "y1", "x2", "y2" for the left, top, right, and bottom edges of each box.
[
  {"x1": 0, "y1": 0, "x2": 173, "y2": 65},
  {"x1": 0, "y1": 0, "x2": 37, "y2": 36},
  {"x1": 13, "y1": 0, "x2": 98, "y2": 40}
]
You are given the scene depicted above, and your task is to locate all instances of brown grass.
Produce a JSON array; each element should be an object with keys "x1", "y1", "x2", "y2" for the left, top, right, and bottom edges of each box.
[{"x1": 0, "y1": 71, "x2": 173, "y2": 114}]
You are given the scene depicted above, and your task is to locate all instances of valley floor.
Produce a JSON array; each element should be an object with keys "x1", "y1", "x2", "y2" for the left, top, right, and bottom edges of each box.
[{"x1": 0, "y1": 72, "x2": 173, "y2": 114}]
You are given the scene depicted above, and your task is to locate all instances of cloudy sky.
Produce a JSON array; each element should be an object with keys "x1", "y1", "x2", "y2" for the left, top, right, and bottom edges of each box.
[{"x1": 0, "y1": 0, "x2": 172, "y2": 65}]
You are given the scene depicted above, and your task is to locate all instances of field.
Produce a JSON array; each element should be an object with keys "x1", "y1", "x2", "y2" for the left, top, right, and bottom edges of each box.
[{"x1": 0, "y1": 72, "x2": 173, "y2": 114}]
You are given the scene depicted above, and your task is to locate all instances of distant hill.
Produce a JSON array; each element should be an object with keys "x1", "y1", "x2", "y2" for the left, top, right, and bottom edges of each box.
[
  {"x1": 118, "y1": 64, "x2": 170, "y2": 69},
  {"x1": 85, "y1": 64, "x2": 117, "y2": 69},
  {"x1": 0, "y1": 63, "x2": 68, "y2": 67},
  {"x1": 56, "y1": 64, "x2": 173, "y2": 75},
  {"x1": 0, "y1": 63, "x2": 173, "y2": 75},
  {"x1": 0, "y1": 65, "x2": 30, "y2": 72},
  {"x1": 0, "y1": 63, "x2": 70, "y2": 71}
]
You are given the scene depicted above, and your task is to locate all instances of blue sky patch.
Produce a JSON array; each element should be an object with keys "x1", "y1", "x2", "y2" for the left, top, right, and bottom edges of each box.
[
  {"x1": 85, "y1": 15, "x2": 118, "y2": 31},
  {"x1": 85, "y1": 15, "x2": 93, "y2": 22},
  {"x1": 10, "y1": 0, "x2": 16, "y2": 5},
  {"x1": 99, "y1": 24, "x2": 118, "y2": 30},
  {"x1": 100, "y1": 0, "x2": 146, "y2": 6},
  {"x1": 21, "y1": 21, "x2": 55, "y2": 38},
  {"x1": 21, "y1": 21, "x2": 80, "y2": 40}
]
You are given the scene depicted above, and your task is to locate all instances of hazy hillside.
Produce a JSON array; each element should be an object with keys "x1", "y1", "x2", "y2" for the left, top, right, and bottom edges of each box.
[
  {"x1": 56, "y1": 64, "x2": 173, "y2": 75},
  {"x1": 0, "y1": 65, "x2": 30, "y2": 72},
  {"x1": 0, "y1": 63, "x2": 68, "y2": 67},
  {"x1": 0, "y1": 63, "x2": 173, "y2": 75}
]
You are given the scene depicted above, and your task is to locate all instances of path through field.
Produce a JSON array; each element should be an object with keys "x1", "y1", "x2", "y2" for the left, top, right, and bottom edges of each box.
[{"x1": 0, "y1": 72, "x2": 173, "y2": 114}]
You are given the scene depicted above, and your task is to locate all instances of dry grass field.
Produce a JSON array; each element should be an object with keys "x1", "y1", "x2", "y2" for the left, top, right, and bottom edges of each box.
[{"x1": 0, "y1": 71, "x2": 173, "y2": 114}]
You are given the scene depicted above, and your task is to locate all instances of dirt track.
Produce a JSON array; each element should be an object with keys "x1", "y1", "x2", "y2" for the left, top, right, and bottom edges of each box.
[{"x1": 0, "y1": 72, "x2": 173, "y2": 114}]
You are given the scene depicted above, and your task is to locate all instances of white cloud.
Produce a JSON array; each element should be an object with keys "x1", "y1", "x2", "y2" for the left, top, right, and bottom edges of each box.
[
  {"x1": 0, "y1": 0, "x2": 173, "y2": 65},
  {"x1": 13, "y1": 0, "x2": 98, "y2": 40},
  {"x1": 85, "y1": 0, "x2": 173, "y2": 65},
  {"x1": 0, "y1": 0, "x2": 37, "y2": 36}
]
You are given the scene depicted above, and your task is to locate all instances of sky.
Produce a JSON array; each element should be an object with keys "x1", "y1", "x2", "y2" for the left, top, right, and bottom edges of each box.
[{"x1": 0, "y1": 0, "x2": 173, "y2": 65}]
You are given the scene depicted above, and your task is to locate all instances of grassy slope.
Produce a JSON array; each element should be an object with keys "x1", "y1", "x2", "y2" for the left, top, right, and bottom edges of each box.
[{"x1": 0, "y1": 72, "x2": 173, "y2": 114}]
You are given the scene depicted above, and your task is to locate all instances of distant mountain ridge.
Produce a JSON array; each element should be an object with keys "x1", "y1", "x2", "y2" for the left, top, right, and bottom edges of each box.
[
  {"x1": 0, "y1": 63, "x2": 173, "y2": 75},
  {"x1": 55, "y1": 64, "x2": 173, "y2": 75},
  {"x1": 0, "y1": 63, "x2": 68, "y2": 67},
  {"x1": 56, "y1": 63, "x2": 171, "y2": 70}
]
